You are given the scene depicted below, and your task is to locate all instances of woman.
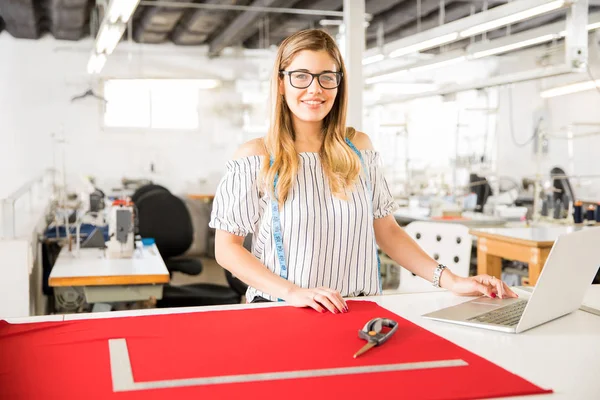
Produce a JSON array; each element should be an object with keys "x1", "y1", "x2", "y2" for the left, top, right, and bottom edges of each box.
[{"x1": 209, "y1": 29, "x2": 516, "y2": 313}]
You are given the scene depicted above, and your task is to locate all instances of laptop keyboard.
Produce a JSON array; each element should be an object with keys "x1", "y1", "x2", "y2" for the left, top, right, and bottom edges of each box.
[{"x1": 467, "y1": 300, "x2": 528, "y2": 326}]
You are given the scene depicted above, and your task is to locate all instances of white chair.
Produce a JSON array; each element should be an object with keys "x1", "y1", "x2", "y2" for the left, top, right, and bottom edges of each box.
[{"x1": 385, "y1": 221, "x2": 472, "y2": 294}]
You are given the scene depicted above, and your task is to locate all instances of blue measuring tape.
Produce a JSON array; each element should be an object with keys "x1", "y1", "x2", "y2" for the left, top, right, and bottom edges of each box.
[
  {"x1": 269, "y1": 158, "x2": 288, "y2": 282},
  {"x1": 269, "y1": 139, "x2": 383, "y2": 299}
]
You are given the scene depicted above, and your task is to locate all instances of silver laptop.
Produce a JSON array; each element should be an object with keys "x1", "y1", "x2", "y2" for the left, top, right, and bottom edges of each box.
[{"x1": 422, "y1": 227, "x2": 600, "y2": 333}]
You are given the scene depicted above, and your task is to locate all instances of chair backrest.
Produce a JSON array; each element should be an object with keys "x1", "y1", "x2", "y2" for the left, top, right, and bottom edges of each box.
[
  {"x1": 132, "y1": 184, "x2": 170, "y2": 204},
  {"x1": 550, "y1": 166, "x2": 575, "y2": 205},
  {"x1": 470, "y1": 173, "x2": 492, "y2": 213},
  {"x1": 136, "y1": 191, "x2": 194, "y2": 260},
  {"x1": 399, "y1": 221, "x2": 472, "y2": 292}
]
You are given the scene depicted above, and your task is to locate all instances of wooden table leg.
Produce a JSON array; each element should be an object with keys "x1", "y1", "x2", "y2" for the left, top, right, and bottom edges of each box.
[{"x1": 477, "y1": 238, "x2": 503, "y2": 278}]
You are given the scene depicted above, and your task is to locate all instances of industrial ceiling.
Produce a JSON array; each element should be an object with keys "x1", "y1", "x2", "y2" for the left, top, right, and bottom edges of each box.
[{"x1": 0, "y1": 0, "x2": 597, "y2": 57}]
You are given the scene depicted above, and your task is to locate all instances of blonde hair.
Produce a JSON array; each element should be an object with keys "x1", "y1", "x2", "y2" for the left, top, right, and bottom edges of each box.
[{"x1": 261, "y1": 29, "x2": 361, "y2": 204}]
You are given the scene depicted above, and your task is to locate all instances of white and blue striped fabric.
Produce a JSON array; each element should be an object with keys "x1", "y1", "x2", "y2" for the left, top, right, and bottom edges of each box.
[{"x1": 209, "y1": 150, "x2": 399, "y2": 302}]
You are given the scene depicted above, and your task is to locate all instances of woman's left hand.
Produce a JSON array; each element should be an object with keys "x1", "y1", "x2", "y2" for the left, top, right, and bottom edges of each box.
[{"x1": 449, "y1": 274, "x2": 518, "y2": 299}]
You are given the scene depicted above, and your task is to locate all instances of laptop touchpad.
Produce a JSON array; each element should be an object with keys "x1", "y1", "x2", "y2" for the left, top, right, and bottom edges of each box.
[{"x1": 425, "y1": 297, "x2": 516, "y2": 320}]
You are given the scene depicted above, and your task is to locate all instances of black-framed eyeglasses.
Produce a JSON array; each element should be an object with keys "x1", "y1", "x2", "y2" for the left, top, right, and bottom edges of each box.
[{"x1": 279, "y1": 70, "x2": 343, "y2": 90}]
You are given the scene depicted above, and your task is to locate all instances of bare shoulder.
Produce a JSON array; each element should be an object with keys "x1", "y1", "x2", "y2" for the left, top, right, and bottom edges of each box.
[
  {"x1": 233, "y1": 138, "x2": 267, "y2": 159},
  {"x1": 348, "y1": 130, "x2": 374, "y2": 151}
]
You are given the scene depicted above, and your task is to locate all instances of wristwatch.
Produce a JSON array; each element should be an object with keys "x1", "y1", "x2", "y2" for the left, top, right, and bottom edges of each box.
[{"x1": 432, "y1": 264, "x2": 447, "y2": 288}]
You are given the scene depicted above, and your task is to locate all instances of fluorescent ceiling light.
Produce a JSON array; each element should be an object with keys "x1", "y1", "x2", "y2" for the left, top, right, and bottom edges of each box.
[
  {"x1": 587, "y1": 21, "x2": 600, "y2": 31},
  {"x1": 376, "y1": 83, "x2": 439, "y2": 94},
  {"x1": 319, "y1": 19, "x2": 342, "y2": 26},
  {"x1": 559, "y1": 20, "x2": 600, "y2": 36},
  {"x1": 540, "y1": 79, "x2": 600, "y2": 98},
  {"x1": 363, "y1": 54, "x2": 385, "y2": 65},
  {"x1": 87, "y1": 53, "x2": 106, "y2": 74},
  {"x1": 365, "y1": 51, "x2": 465, "y2": 83},
  {"x1": 95, "y1": 24, "x2": 124, "y2": 55},
  {"x1": 471, "y1": 34, "x2": 558, "y2": 58},
  {"x1": 468, "y1": 12, "x2": 600, "y2": 59},
  {"x1": 363, "y1": 0, "x2": 575, "y2": 66},
  {"x1": 460, "y1": 0, "x2": 565, "y2": 37},
  {"x1": 124, "y1": 79, "x2": 222, "y2": 90},
  {"x1": 389, "y1": 32, "x2": 459, "y2": 58},
  {"x1": 410, "y1": 56, "x2": 466, "y2": 72},
  {"x1": 107, "y1": 0, "x2": 140, "y2": 24},
  {"x1": 365, "y1": 70, "x2": 409, "y2": 84}
]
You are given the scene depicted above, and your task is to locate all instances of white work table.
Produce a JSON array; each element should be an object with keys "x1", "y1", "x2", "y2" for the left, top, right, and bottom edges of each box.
[
  {"x1": 49, "y1": 244, "x2": 169, "y2": 287},
  {"x1": 394, "y1": 206, "x2": 508, "y2": 228},
  {"x1": 48, "y1": 244, "x2": 170, "y2": 305},
  {"x1": 5, "y1": 285, "x2": 600, "y2": 399}
]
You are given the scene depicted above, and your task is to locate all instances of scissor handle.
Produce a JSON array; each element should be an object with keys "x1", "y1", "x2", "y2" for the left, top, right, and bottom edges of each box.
[{"x1": 358, "y1": 318, "x2": 398, "y2": 346}]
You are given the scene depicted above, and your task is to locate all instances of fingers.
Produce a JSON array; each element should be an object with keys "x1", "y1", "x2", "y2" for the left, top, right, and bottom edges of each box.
[
  {"x1": 317, "y1": 287, "x2": 347, "y2": 311},
  {"x1": 313, "y1": 292, "x2": 338, "y2": 313},
  {"x1": 314, "y1": 289, "x2": 347, "y2": 313},
  {"x1": 307, "y1": 299, "x2": 324, "y2": 313},
  {"x1": 502, "y1": 281, "x2": 519, "y2": 298},
  {"x1": 475, "y1": 275, "x2": 518, "y2": 299},
  {"x1": 490, "y1": 276, "x2": 504, "y2": 299},
  {"x1": 475, "y1": 282, "x2": 495, "y2": 298}
]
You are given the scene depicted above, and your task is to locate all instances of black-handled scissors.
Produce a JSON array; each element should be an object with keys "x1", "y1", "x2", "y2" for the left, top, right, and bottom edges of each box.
[{"x1": 353, "y1": 317, "x2": 399, "y2": 358}]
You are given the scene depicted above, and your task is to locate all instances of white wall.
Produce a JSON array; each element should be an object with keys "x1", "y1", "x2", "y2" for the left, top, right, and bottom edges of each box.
[
  {"x1": 364, "y1": 33, "x2": 600, "y2": 200},
  {"x1": 0, "y1": 35, "x2": 57, "y2": 199},
  {"x1": 0, "y1": 33, "x2": 273, "y2": 199},
  {"x1": 494, "y1": 36, "x2": 600, "y2": 200}
]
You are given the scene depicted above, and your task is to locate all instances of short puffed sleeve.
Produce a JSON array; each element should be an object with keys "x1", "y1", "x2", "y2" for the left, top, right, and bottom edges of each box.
[
  {"x1": 363, "y1": 150, "x2": 400, "y2": 219},
  {"x1": 209, "y1": 156, "x2": 262, "y2": 236}
]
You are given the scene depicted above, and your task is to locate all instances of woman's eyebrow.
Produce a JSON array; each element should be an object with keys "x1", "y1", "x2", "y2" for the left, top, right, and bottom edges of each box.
[{"x1": 293, "y1": 68, "x2": 337, "y2": 73}]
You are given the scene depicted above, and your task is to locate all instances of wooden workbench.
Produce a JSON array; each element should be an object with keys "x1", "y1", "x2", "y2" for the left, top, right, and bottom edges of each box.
[{"x1": 469, "y1": 226, "x2": 583, "y2": 285}]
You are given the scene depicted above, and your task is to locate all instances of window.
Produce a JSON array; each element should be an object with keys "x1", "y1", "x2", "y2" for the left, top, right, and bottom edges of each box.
[{"x1": 103, "y1": 79, "x2": 219, "y2": 130}]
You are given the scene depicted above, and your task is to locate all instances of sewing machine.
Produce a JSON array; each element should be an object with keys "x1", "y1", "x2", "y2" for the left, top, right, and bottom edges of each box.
[{"x1": 105, "y1": 199, "x2": 135, "y2": 259}]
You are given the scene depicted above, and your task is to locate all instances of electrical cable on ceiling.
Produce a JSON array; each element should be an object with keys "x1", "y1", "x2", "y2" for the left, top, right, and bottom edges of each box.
[{"x1": 508, "y1": 85, "x2": 541, "y2": 147}]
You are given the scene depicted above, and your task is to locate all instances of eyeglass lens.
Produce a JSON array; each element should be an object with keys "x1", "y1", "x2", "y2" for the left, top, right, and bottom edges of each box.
[{"x1": 290, "y1": 71, "x2": 340, "y2": 89}]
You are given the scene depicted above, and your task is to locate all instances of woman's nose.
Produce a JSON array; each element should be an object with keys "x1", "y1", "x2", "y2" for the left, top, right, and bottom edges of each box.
[{"x1": 307, "y1": 77, "x2": 322, "y2": 93}]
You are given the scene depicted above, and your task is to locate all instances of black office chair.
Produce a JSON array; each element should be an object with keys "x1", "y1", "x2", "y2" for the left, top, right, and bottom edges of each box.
[
  {"x1": 136, "y1": 189, "x2": 203, "y2": 276},
  {"x1": 469, "y1": 173, "x2": 493, "y2": 213},
  {"x1": 550, "y1": 167, "x2": 575, "y2": 205},
  {"x1": 131, "y1": 183, "x2": 169, "y2": 204},
  {"x1": 133, "y1": 185, "x2": 244, "y2": 307}
]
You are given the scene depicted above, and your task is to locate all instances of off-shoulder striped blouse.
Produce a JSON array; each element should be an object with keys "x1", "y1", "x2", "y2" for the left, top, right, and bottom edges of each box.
[{"x1": 209, "y1": 150, "x2": 398, "y2": 302}]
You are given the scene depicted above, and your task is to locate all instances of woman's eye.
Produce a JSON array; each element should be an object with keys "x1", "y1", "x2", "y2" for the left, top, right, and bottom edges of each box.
[{"x1": 295, "y1": 74, "x2": 309, "y2": 80}]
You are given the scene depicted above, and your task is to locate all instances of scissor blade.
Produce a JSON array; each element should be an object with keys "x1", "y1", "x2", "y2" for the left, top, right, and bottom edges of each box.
[{"x1": 353, "y1": 341, "x2": 376, "y2": 358}]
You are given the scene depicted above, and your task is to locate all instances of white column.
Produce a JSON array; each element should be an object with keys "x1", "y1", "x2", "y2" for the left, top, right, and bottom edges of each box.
[
  {"x1": 565, "y1": 0, "x2": 588, "y2": 71},
  {"x1": 343, "y1": 0, "x2": 365, "y2": 131}
]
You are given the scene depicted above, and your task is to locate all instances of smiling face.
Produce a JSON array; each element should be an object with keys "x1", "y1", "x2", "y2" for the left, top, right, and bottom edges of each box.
[{"x1": 279, "y1": 50, "x2": 339, "y2": 129}]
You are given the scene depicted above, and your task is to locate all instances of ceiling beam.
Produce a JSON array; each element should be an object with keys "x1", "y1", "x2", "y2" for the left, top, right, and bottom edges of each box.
[
  {"x1": 365, "y1": 0, "x2": 408, "y2": 16},
  {"x1": 366, "y1": 0, "x2": 510, "y2": 43},
  {"x1": 0, "y1": 0, "x2": 41, "y2": 39},
  {"x1": 378, "y1": 5, "x2": 566, "y2": 52},
  {"x1": 366, "y1": 0, "x2": 454, "y2": 42},
  {"x1": 208, "y1": 0, "x2": 300, "y2": 56},
  {"x1": 245, "y1": 0, "x2": 342, "y2": 48},
  {"x1": 245, "y1": 0, "x2": 391, "y2": 49},
  {"x1": 369, "y1": 2, "x2": 480, "y2": 47}
]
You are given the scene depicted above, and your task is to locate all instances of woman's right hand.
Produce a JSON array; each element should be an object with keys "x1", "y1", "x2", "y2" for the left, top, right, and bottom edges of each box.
[{"x1": 284, "y1": 287, "x2": 348, "y2": 313}]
